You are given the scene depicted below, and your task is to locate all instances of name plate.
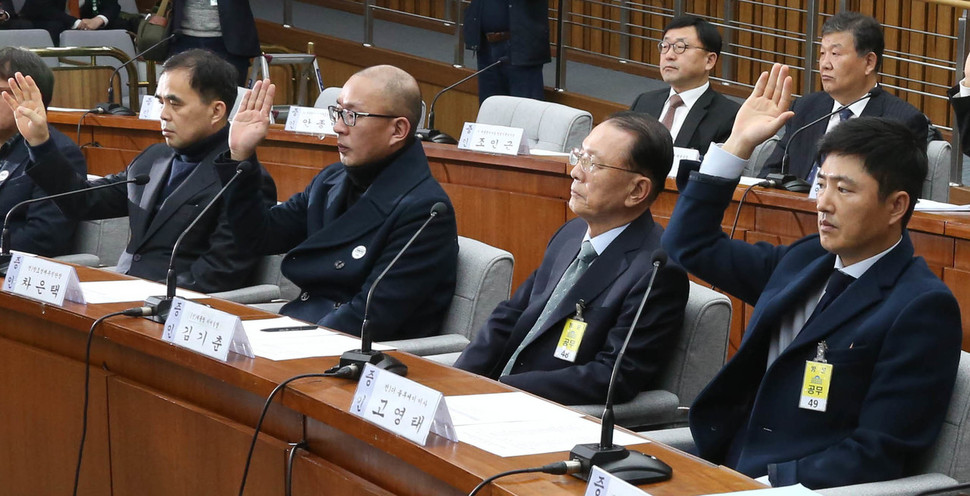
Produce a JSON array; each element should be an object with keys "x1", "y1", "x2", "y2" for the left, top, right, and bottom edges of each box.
[
  {"x1": 350, "y1": 363, "x2": 457, "y2": 445},
  {"x1": 2, "y1": 252, "x2": 85, "y2": 306},
  {"x1": 457, "y1": 122, "x2": 529, "y2": 155},
  {"x1": 138, "y1": 95, "x2": 162, "y2": 121},
  {"x1": 585, "y1": 466, "x2": 653, "y2": 496},
  {"x1": 161, "y1": 297, "x2": 253, "y2": 361},
  {"x1": 669, "y1": 146, "x2": 701, "y2": 178},
  {"x1": 285, "y1": 106, "x2": 335, "y2": 136}
]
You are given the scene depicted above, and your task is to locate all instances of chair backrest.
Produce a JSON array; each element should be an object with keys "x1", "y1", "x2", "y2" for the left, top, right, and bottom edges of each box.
[
  {"x1": 0, "y1": 29, "x2": 57, "y2": 67},
  {"x1": 59, "y1": 30, "x2": 138, "y2": 106},
  {"x1": 439, "y1": 236, "x2": 514, "y2": 340},
  {"x1": 71, "y1": 217, "x2": 131, "y2": 267},
  {"x1": 657, "y1": 281, "x2": 732, "y2": 406},
  {"x1": 915, "y1": 351, "x2": 970, "y2": 481},
  {"x1": 118, "y1": 0, "x2": 138, "y2": 13},
  {"x1": 249, "y1": 253, "x2": 300, "y2": 301},
  {"x1": 476, "y1": 95, "x2": 592, "y2": 153},
  {"x1": 314, "y1": 86, "x2": 427, "y2": 128},
  {"x1": 744, "y1": 134, "x2": 782, "y2": 178},
  {"x1": 923, "y1": 140, "x2": 951, "y2": 202}
]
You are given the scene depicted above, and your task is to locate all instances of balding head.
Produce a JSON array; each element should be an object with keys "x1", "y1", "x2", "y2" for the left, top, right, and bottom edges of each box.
[{"x1": 353, "y1": 65, "x2": 423, "y2": 133}]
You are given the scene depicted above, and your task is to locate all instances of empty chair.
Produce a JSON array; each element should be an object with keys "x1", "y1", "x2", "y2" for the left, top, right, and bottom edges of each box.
[
  {"x1": 924, "y1": 140, "x2": 951, "y2": 202},
  {"x1": 59, "y1": 29, "x2": 139, "y2": 107},
  {"x1": 381, "y1": 236, "x2": 513, "y2": 356},
  {"x1": 475, "y1": 95, "x2": 593, "y2": 153},
  {"x1": 0, "y1": 29, "x2": 57, "y2": 67},
  {"x1": 55, "y1": 217, "x2": 131, "y2": 268},
  {"x1": 573, "y1": 281, "x2": 732, "y2": 430}
]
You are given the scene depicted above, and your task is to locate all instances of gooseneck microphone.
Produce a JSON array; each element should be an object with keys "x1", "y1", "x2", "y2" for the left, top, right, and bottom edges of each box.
[
  {"x1": 569, "y1": 250, "x2": 673, "y2": 484},
  {"x1": 95, "y1": 33, "x2": 176, "y2": 116},
  {"x1": 0, "y1": 174, "x2": 150, "y2": 276},
  {"x1": 146, "y1": 162, "x2": 254, "y2": 322},
  {"x1": 326, "y1": 202, "x2": 449, "y2": 380},
  {"x1": 766, "y1": 91, "x2": 872, "y2": 192},
  {"x1": 415, "y1": 57, "x2": 509, "y2": 144}
]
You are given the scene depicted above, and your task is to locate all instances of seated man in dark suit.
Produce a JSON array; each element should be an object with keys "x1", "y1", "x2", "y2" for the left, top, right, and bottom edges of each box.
[
  {"x1": 760, "y1": 12, "x2": 929, "y2": 182},
  {"x1": 219, "y1": 65, "x2": 459, "y2": 340},
  {"x1": 4, "y1": 49, "x2": 277, "y2": 293},
  {"x1": 455, "y1": 111, "x2": 689, "y2": 406},
  {"x1": 21, "y1": 0, "x2": 137, "y2": 40},
  {"x1": 947, "y1": 51, "x2": 970, "y2": 155},
  {"x1": 630, "y1": 15, "x2": 739, "y2": 155},
  {"x1": 0, "y1": 0, "x2": 33, "y2": 30},
  {"x1": 0, "y1": 47, "x2": 85, "y2": 257},
  {"x1": 663, "y1": 63, "x2": 961, "y2": 489}
]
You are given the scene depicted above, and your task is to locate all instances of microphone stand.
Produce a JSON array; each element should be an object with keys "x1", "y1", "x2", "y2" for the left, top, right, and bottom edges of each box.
[
  {"x1": 415, "y1": 58, "x2": 507, "y2": 144},
  {"x1": 569, "y1": 251, "x2": 673, "y2": 484},
  {"x1": 95, "y1": 33, "x2": 176, "y2": 116}
]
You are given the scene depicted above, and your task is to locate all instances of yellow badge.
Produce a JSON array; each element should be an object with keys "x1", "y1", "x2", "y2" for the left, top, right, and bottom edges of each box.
[
  {"x1": 799, "y1": 360, "x2": 833, "y2": 412},
  {"x1": 554, "y1": 319, "x2": 587, "y2": 362}
]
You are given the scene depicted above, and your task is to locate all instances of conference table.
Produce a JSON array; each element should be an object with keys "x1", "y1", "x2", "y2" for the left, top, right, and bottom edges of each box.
[
  {"x1": 0, "y1": 264, "x2": 764, "y2": 495},
  {"x1": 51, "y1": 111, "x2": 970, "y2": 353}
]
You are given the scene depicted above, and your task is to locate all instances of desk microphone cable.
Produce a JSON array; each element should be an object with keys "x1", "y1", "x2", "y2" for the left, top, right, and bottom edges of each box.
[
  {"x1": 72, "y1": 305, "x2": 156, "y2": 496},
  {"x1": 238, "y1": 369, "x2": 352, "y2": 496},
  {"x1": 468, "y1": 461, "x2": 582, "y2": 496}
]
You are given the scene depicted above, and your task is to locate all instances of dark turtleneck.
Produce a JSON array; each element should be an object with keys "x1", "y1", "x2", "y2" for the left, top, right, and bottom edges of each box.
[
  {"x1": 173, "y1": 124, "x2": 230, "y2": 163},
  {"x1": 340, "y1": 140, "x2": 412, "y2": 213}
]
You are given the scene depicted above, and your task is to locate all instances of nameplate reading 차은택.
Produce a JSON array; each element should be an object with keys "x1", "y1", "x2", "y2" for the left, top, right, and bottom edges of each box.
[
  {"x1": 161, "y1": 297, "x2": 254, "y2": 362},
  {"x1": 285, "y1": 106, "x2": 335, "y2": 136},
  {"x1": 2, "y1": 252, "x2": 84, "y2": 306},
  {"x1": 457, "y1": 122, "x2": 529, "y2": 156},
  {"x1": 350, "y1": 363, "x2": 457, "y2": 445}
]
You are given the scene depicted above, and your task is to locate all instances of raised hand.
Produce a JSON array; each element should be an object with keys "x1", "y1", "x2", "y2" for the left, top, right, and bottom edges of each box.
[
  {"x1": 1, "y1": 72, "x2": 50, "y2": 147},
  {"x1": 723, "y1": 63, "x2": 794, "y2": 159},
  {"x1": 228, "y1": 78, "x2": 275, "y2": 161}
]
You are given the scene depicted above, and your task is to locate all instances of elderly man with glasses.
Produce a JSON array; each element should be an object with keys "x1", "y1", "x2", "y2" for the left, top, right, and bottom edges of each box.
[
  {"x1": 217, "y1": 65, "x2": 458, "y2": 341},
  {"x1": 630, "y1": 15, "x2": 740, "y2": 155},
  {"x1": 454, "y1": 111, "x2": 689, "y2": 406}
]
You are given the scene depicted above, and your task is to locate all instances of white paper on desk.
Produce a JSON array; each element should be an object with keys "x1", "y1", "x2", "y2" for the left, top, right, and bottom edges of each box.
[
  {"x1": 446, "y1": 392, "x2": 583, "y2": 426},
  {"x1": 241, "y1": 317, "x2": 393, "y2": 361},
  {"x1": 455, "y1": 416, "x2": 645, "y2": 458},
  {"x1": 701, "y1": 483, "x2": 820, "y2": 496},
  {"x1": 915, "y1": 199, "x2": 970, "y2": 212},
  {"x1": 79, "y1": 280, "x2": 207, "y2": 304}
]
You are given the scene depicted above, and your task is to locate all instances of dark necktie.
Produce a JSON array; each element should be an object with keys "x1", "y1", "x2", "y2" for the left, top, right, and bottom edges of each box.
[
  {"x1": 807, "y1": 269, "x2": 856, "y2": 325},
  {"x1": 807, "y1": 108, "x2": 853, "y2": 183},
  {"x1": 661, "y1": 94, "x2": 684, "y2": 131}
]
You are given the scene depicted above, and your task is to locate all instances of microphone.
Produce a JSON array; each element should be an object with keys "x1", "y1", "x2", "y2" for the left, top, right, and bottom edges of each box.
[
  {"x1": 95, "y1": 33, "x2": 176, "y2": 116},
  {"x1": 415, "y1": 57, "x2": 509, "y2": 144},
  {"x1": 568, "y1": 250, "x2": 673, "y2": 484},
  {"x1": 145, "y1": 162, "x2": 255, "y2": 322},
  {"x1": 766, "y1": 91, "x2": 872, "y2": 192},
  {"x1": 0, "y1": 174, "x2": 150, "y2": 276},
  {"x1": 326, "y1": 202, "x2": 448, "y2": 380}
]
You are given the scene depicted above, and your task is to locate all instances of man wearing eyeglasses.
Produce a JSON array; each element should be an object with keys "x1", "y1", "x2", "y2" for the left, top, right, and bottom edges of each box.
[
  {"x1": 759, "y1": 12, "x2": 930, "y2": 182},
  {"x1": 630, "y1": 15, "x2": 739, "y2": 155},
  {"x1": 219, "y1": 65, "x2": 459, "y2": 341},
  {"x1": 454, "y1": 112, "x2": 688, "y2": 406}
]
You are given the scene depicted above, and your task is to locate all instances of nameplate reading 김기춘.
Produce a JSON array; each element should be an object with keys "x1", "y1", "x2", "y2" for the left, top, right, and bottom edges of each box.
[
  {"x1": 285, "y1": 106, "x2": 335, "y2": 136},
  {"x1": 2, "y1": 252, "x2": 85, "y2": 306},
  {"x1": 161, "y1": 297, "x2": 254, "y2": 361},
  {"x1": 457, "y1": 122, "x2": 529, "y2": 156},
  {"x1": 584, "y1": 466, "x2": 652, "y2": 496},
  {"x1": 350, "y1": 363, "x2": 457, "y2": 445}
]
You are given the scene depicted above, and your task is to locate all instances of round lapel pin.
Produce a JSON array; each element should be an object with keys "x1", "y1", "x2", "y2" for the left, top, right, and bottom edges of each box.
[{"x1": 352, "y1": 245, "x2": 367, "y2": 259}]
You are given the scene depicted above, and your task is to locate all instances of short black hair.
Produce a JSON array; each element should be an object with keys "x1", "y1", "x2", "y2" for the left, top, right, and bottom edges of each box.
[
  {"x1": 161, "y1": 49, "x2": 238, "y2": 111},
  {"x1": 0, "y1": 47, "x2": 55, "y2": 108},
  {"x1": 821, "y1": 12, "x2": 884, "y2": 72},
  {"x1": 605, "y1": 110, "x2": 673, "y2": 202},
  {"x1": 663, "y1": 15, "x2": 722, "y2": 56},
  {"x1": 816, "y1": 117, "x2": 926, "y2": 227}
]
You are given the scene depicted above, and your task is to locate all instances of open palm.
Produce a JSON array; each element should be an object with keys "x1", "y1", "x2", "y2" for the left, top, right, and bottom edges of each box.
[
  {"x1": 228, "y1": 79, "x2": 275, "y2": 161},
  {"x1": 1, "y1": 72, "x2": 50, "y2": 146}
]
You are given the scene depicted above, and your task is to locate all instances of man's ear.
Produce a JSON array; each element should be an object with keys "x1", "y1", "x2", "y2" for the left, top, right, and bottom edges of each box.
[
  {"x1": 210, "y1": 100, "x2": 228, "y2": 124},
  {"x1": 389, "y1": 116, "x2": 411, "y2": 144},
  {"x1": 626, "y1": 175, "x2": 653, "y2": 207}
]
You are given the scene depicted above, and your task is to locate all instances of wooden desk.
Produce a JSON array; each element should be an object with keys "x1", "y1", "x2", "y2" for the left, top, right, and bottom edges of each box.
[
  {"x1": 50, "y1": 112, "x2": 970, "y2": 352},
  {"x1": 0, "y1": 266, "x2": 761, "y2": 495}
]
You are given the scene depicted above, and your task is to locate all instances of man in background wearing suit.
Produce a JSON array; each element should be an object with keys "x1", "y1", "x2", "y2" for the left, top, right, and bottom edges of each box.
[
  {"x1": 218, "y1": 65, "x2": 459, "y2": 341},
  {"x1": 170, "y1": 0, "x2": 260, "y2": 86},
  {"x1": 0, "y1": 47, "x2": 85, "y2": 257},
  {"x1": 455, "y1": 111, "x2": 689, "y2": 406},
  {"x1": 4, "y1": 49, "x2": 276, "y2": 293},
  {"x1": 0, "y1": 0, "x2": 33, "y2": 29},
  {"x1": 663, "y1": 64, "x2": 961, "y2": 489},
  {"x1": 630, "y1": 15, "x2": 739, "y2": 155},
  {"x1": 21, "y1": 0, "x2": 137, "y2": 40},
  {"x1": 760, "y1": 12, "x2": 929, "y2": 182},
  {"x1": 947, "y1": 51, "x2": 970, "y2": 155}
]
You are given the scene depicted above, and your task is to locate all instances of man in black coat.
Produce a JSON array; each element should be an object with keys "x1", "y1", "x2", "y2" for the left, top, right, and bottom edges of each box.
[
  {"x1": 20, "y1": 0, "x2": 136, "y2": 40},
  {"x1": 630, "y1": 15, "x2": 739, "y2": 155},
  {"x1": 4, "y1": 49, "x2": 276, "y2": 293},
  {"x1": 0, "y1": 0, "x2": 33, "y2": 30}
]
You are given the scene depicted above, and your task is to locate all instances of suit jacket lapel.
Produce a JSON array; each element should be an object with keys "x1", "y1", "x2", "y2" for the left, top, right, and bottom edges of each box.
[
  {"x1": 859, "y1": 86, "x2": 886, "y2": 118},
  {"x1": 139, "y1": 152, "x2": 218, "y2": 246},
  {"x1": 675, "y1": 88, "x2": 714, "y2": 148},
  {"x1": 129, "y1": 151, "x2": 173, "y2": 244},
  {"x1": 742, "y1": 253, "x2": 834, "y2": 347}
]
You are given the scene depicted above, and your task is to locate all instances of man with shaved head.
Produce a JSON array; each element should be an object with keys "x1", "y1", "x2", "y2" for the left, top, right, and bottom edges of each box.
[{"x1": 218, "y1": 65, "x2": 459, "y2": 340}]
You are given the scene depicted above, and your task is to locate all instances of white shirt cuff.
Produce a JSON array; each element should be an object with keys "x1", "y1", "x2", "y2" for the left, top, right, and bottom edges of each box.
[
  {"x1": 72, "y1": 19, "x2": 82, "y2": 29},
  {"x1": 960, "y1": 79, "x2": 970, "y2": 98},
  {"x1": 698, "y1": 143, "x2": 747, "y2": 180},
  {"x1": 97, "y1": 15, "x2": 108, "y2": 27}
]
